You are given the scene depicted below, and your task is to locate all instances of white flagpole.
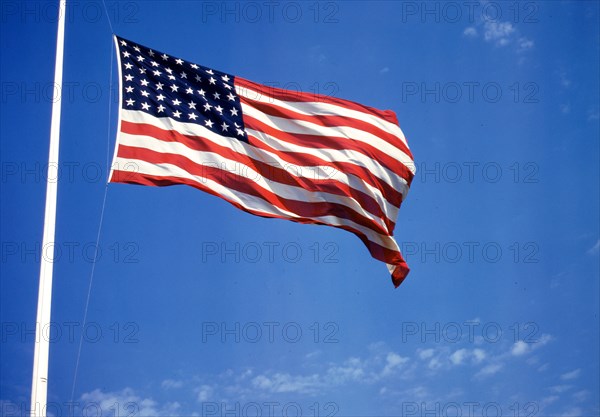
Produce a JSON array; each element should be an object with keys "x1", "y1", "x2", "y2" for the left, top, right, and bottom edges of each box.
[{"x1": 31, "y1": 0, "x2": 67, "y2": 415}]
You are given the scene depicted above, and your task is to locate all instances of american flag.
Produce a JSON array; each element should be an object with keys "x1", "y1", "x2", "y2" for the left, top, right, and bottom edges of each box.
[{"x1": 109, "y1": 35, "x2": 416, "y2": 287}]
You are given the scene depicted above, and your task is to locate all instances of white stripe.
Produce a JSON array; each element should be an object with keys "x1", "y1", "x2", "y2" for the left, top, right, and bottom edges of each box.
[
  {"x1": 241, "y1": 102, "x2": 416, "y2": 174},
  {"x1": 235, "y1": 83, "x2": 410, "y2": 149},
  {"x1": 113, "y1": 156, "x2": 401, "y2": 252},
  {"x1": 120, "y1": 109, "x2": 401, "y2": 224},
  {"x1": 118, "y1": 131, "x2": 390, "y2": 233},
  {"x1": 246, "y1": 126, "x2": 410, "y2": 203}
]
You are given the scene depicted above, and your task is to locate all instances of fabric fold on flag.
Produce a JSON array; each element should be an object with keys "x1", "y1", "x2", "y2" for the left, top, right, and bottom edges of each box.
[{"x1": 109, "y1": 35, "x2": 416, "y2": 287}]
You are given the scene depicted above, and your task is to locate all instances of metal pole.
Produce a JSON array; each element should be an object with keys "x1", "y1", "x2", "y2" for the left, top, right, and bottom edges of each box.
[{"x1": 31, "y1": 0, "x2": 66, "y2": 415}]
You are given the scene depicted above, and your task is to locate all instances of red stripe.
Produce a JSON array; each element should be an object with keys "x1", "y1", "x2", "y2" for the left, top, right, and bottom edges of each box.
[
  {"x1": 120, "y1": 120, "x2": 396, "y2": 232},
  {"x1": 236, "y1": 77, "x2": 401, "y2": 126},
  {"x1": 111, "y1": 170, "x2": 408, "y2": 273},
  {"x1": 115, "y1": 144, "x2": 390, "y2": 236},
  {"x1": 239, "y1": 95, "x2": 414, "y2": 159},
  {"x1": 242, "y1": 112, "x2": 415, "y2": 189},
  {"x1": 246, "y1": 129, "x2": 405, "y2": 210}
]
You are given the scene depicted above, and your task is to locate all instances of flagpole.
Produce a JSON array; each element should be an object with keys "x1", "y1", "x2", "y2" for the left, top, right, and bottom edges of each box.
[{"x1": 31, "y1": 0, "x2": 67, "y2": 415}]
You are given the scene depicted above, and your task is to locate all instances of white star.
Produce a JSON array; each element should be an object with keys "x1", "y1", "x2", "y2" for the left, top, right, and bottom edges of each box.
[
  {"x1": 122, "y1": 51, "x2": 130, "y2": 58},
  {"x1": 120, "y1": 40, "x2": 127, "y2": 46},
  {"x1": 221, "y1": 75, "x2": 230, "y2": 82},
  {"x1": 203, "y1": 103, "x2": 212, "y2": 111},
  {"x1": 125, "y1": 74, "x2": 134, "y2": 81},
  {"x1": 221, "y1": 122, "x2": 229, "y2": 131},
  {"x1": 209, "y1": 77, "x2": 216, "y2": 85},
  {"x1": 215, "y1": 105, "x2": 223, "y2": 114},
  {"x1": 227, "y1": 93, "x2": 235, "y2": 101},
  {"x1": 136, "y1": 55, "x2": 145, "y2": 62},
  {"x1": 141, "y1": 90, "x2": 150, "y2": 97},
  {"x1": 205, "y1": 69, "x2": 214, "y2": 75},
  {"x1": 140, "y1": 79, "x2": 149, "y2": 86},
  {"x1": 172, "y1": 99, "x2": 181, "y2": 106},
  {"x1": 223, "y1": 83, "x2": 232, "y2": 90},
  {"x1": 173, "y1": 110, "x2": 181, "y2": 118},
  {"x1": 124, "y1": 63, "x2": 133, "y2": 70},
  {"x1": 168, "y1": 75, "x2": 176, "y2": 80},
  {"x1": 204, "y1": 119, "x2": 214, "y2": 128},
  {"x1": 236, "y1": 128, "x2": 244, "y2": 136},
  {"x1": 186, "y1": 87, "x2": 194, "y2": 94},
  {"x1": 213, "y1": 92, "x2": 221, "y2": 100},
  {"x1": 153, "y1": 70, "x2": 162, "y2": 77},
  {"x1": 157, "y1": 105, "x2": 165, "y2": 113},
  {"x1": 170, "y1": 84, "x2": 179, "y2": 92},
  {"x1": 188, "y1": 101, "x2": 197, "y2": 109},
  {"x1": 197, "y1": 89, "x2": 206, "y2": 97},
  {"x1": 175, "y1": 58, "x2": 184, "y2": 65},
  {"x1": 180, "y1": 72, "x2": 187, "y2": 79},
  {"x1": 234, "y1": 122, "x2": 240, "y2": 128},
  {"x1": 156, "y1": 94, "x2": 165, "y2": 101},
  {"x1": 195, "y1": 74, "x2": 202, "y2": 82},
  {"x1": 148, "y1": 50, "x2": 155, "y2": 57},
  {"x1": 141, "y1": 102, "x2": 150, "y2": 110},
  {"x1": 188, "y1": 112, "x2": 198, "y2": 120},
  {"x1": 230, "y1": 107, "x2": 238, "y2": 116},
  {"x1": 190, "y1": 63, "x2": 199, "y2": 69},
  {"x1": 156, "y1": 82, "x2": 164, "y2": 90},
  {"x1": 126, "y1": 98, "x2": 135, "y2": 106},
  {"x1": 151, "y1": 61, "x2": 159, "y2": 67},
  {"x1": 139, "y1": 68, "x2": 146, "y2": 74},
  {"x1": 165, "y1": 68, "x2": 173, "y2": 74},
  {"x1": 161, "y1": 53, "x2": 168, "y2": 60},
  {"x1": 133, "y1": 46, "x2": 140, "y2": 52},
  {"x1": 125, "y1": 86, "x2": 134, "y2": 93}
]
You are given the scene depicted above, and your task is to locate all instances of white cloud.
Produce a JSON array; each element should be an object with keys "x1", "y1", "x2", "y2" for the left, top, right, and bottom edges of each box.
[
  {"x1": 472, "y1": 349, "x2": 486, "y2": 363},
  {"x1": 463, "y1": 27, "x2": 477, "y2": 37},
  {"x1": 418, "y1": 348, "x2": 435, "y2": 360},
  {"x1": 483, "y1": 21, "x2": 515, "y2": 45},
  {"x1": 382, "y1": 352, "x2": 409, "y2": 376},
  {"x1": 560, "y1": 369, "x2": 581, "y2": 380},
  {"x1": 572, "y1": 390, "x2": 590, "y2": 402},
  {"x1": 427, "y1": 356, "x2": 443, "y2": 370},
  {"x1": 195, "y1": 385, "x2": 214, "y2": 402},
  {"x1": 511, "y1": 341, "x2": 529, "y2": 356},
  {"x1": 550, "y1": 384, "x2": 573, "y2": 393},
  {"x1": 517, "y1": 37, "x2": 534, "y2": 52},
  {"x1": 475, "y1": 363, "x2": 503, "y2": 378},
  {"x1": 587, "y1": 239, "x2": 600, "y2": 255},
  {"x1": 559, "y1": 407, "x2": 583, "y2": 417},
  {"x1": 161, "y1": 379, "x2": 183, "y2": 389},
  {"x1": 79, "y1": 388, "x2": 180, "y2": 417},
  {"x1": 465, "y1": 20, "x2": 533, "y2": 53},
  {"x1": 379, "y1": 67, "x2": 390, "y2": 74},
  {"x1": 450, "y1": 348, "x2": 468, "y2": 365},
  {"x1": 540, "y1": 395, "x2": 559, "y2": 407},
  {"x1": 252, "y1": 372, "x2": 322, "y2": 394}
]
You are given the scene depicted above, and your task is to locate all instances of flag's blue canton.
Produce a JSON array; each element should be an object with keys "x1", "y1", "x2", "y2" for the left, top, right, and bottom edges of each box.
[{"x1": 116, "y1": 36, "x2": 248, "y2": 142}]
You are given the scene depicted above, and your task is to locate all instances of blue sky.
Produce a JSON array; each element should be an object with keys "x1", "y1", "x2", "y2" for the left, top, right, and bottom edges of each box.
[{"x1": 1, "y1": 1, "x2": 599, "y2": 416}]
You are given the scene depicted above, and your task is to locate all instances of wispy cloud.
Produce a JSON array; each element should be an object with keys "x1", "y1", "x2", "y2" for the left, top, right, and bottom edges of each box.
[
  {"x1": 483, "y1": 21, "x2": 515, "y2": 45},
  {"x1": 463, "y1": 19, "x2": 533, "y2": 53},
  {"x1": 475, "y1": 363, "x2": 503, "y2": 378},
  {"x1": 79, "y1": 388, "x2": 181, "y2": 417},
  {"x1": 587, "y1": 239, "x2": 599, "y2": 255},
  {"x1": 463, "y1": 27, "x2": 477, "y2": 37},
  {"x1": 161, "y1": 379, "x2": 183, "y2": 389},
  {"x1": 560, "y1": 369, "x2": 581, "y2": 381}
]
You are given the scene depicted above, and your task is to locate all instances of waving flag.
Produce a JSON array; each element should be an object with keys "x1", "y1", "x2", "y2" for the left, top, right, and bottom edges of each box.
[{"x1": 109, "y1": 36, "x2": 416, "y2": 287}]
